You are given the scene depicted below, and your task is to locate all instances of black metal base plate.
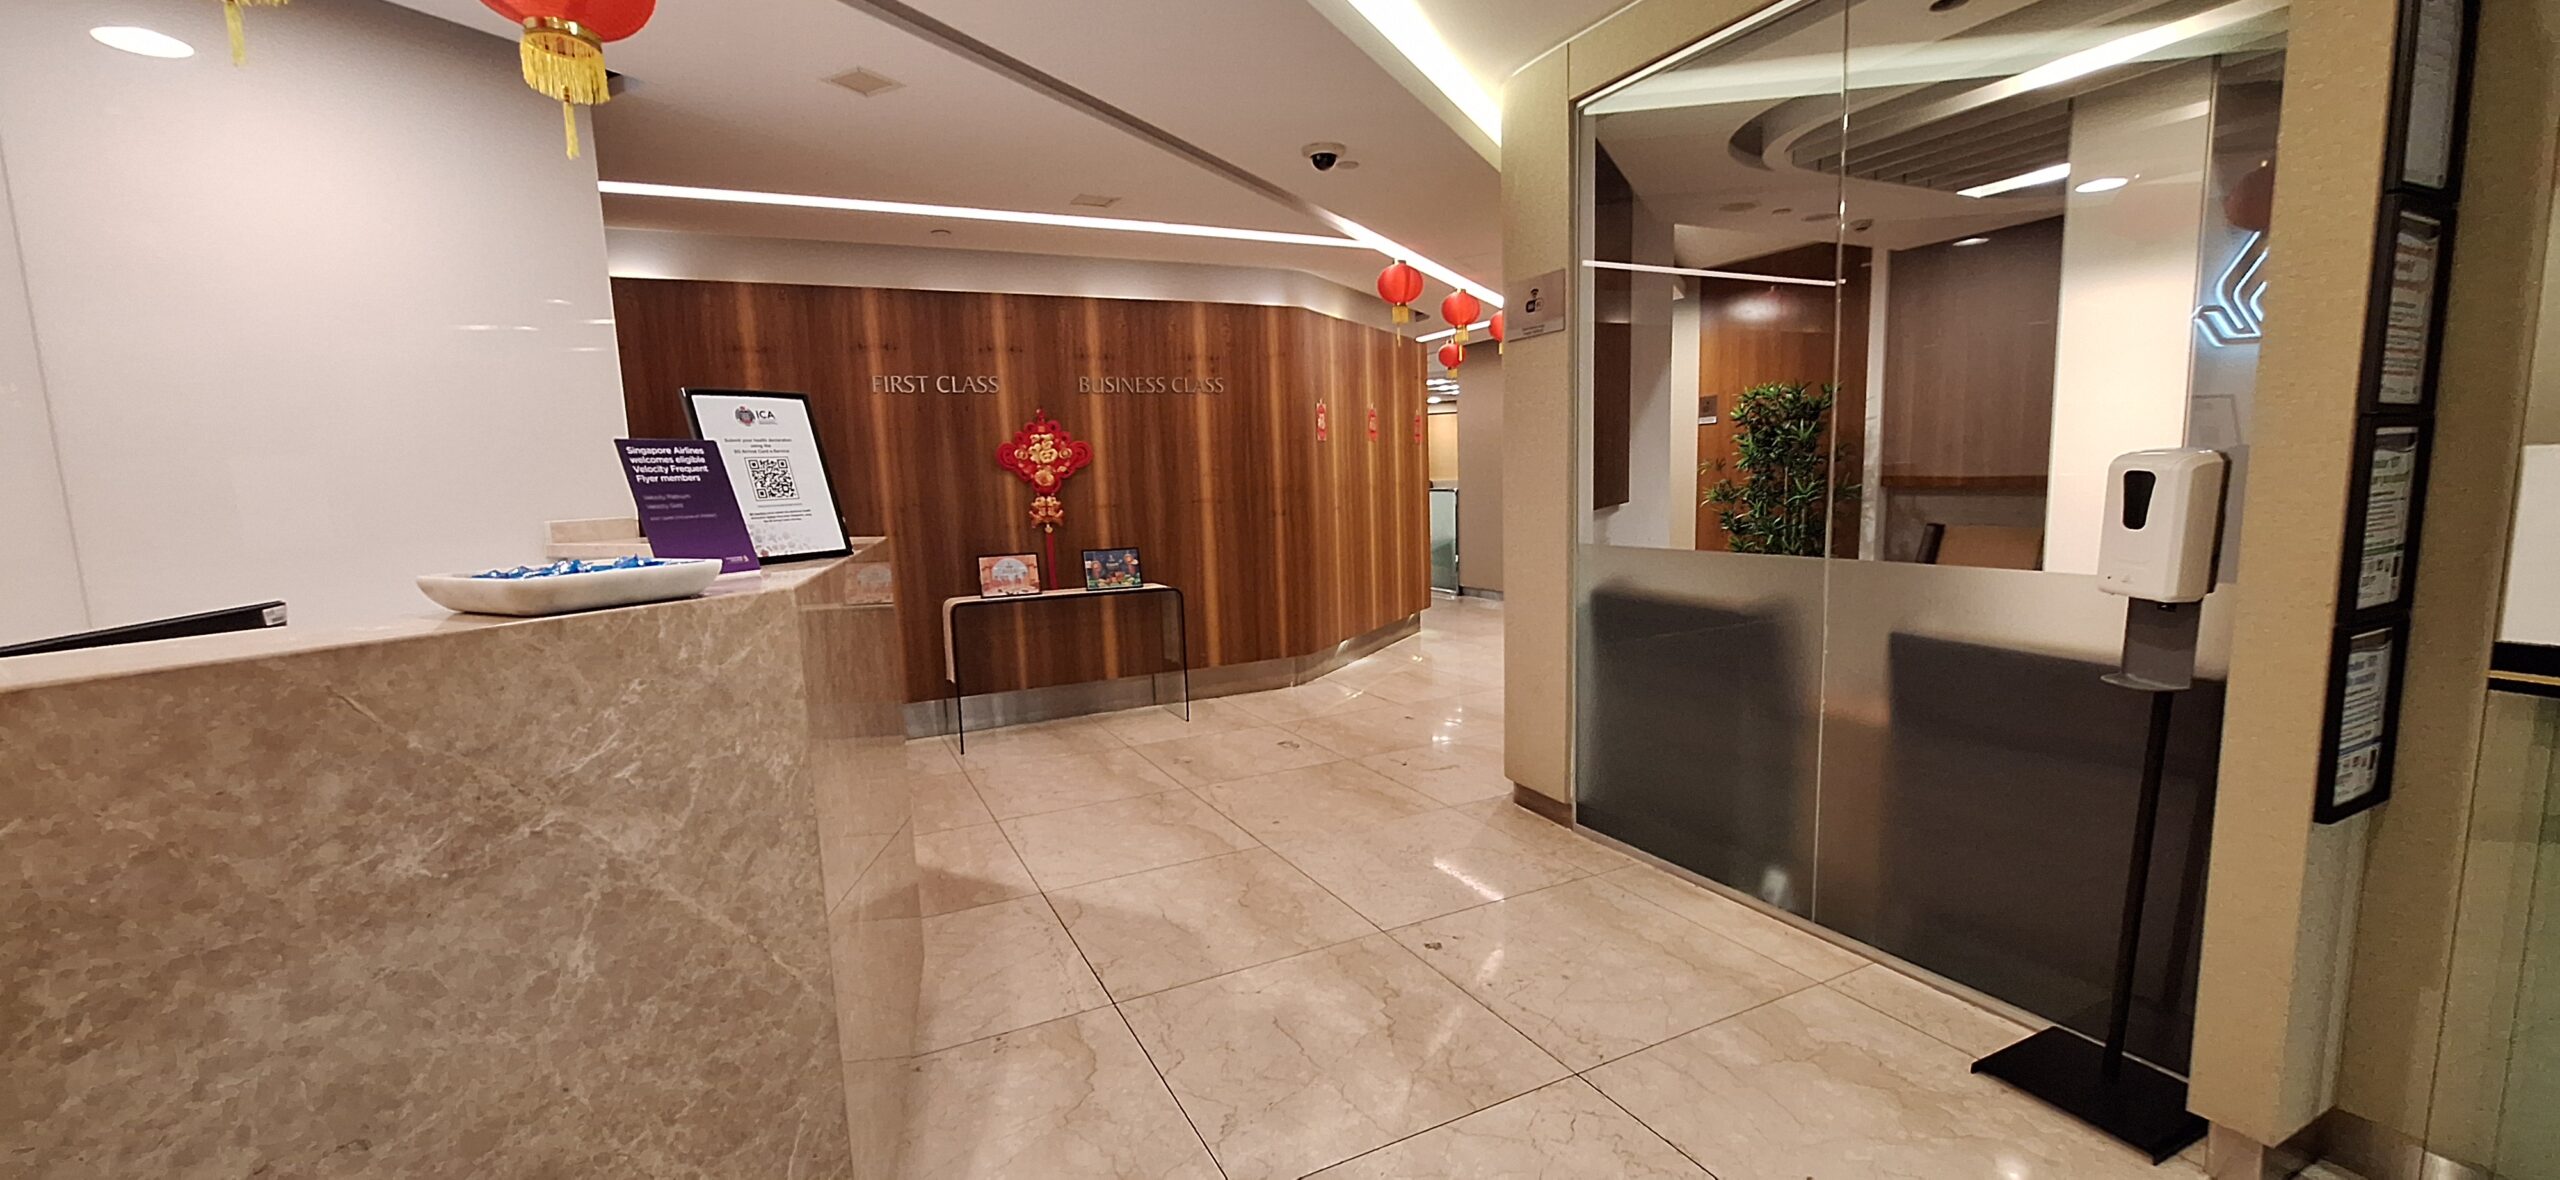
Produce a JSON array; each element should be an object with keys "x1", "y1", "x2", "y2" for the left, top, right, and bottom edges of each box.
[{"x1": 1972, "y1": 1028, "x2": 2206, "y2": 1165}]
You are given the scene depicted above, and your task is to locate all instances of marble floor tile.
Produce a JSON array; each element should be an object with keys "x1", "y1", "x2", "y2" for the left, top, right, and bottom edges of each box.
[
  {"x1": 962, "y1": 746, "x2": 1184, "y2": 820},
  {"x1": 1607, "y1": 865, "x2": 1869, "y2": 982},
  {"x1": 902, "y1": 1009, "x2": 1218, "y2": 1180},
  {"x1": 1196, "y1": 761, "x2": 1441, "y2": 844},
  {"x1": 1586, "y1": 986, "x2": 2202, "y2": 1180},
  {"x1": 1306, "y1": 1078, "x2": 1707, "y2": 1180},
  {"x1": 1394, "y1": 876, "x2": 1815, "y2": 1069},
  {"x1": 912, "y1": 770, "x2": 995, "y2": 834},
  {"x1": 1129, "y1": 724, "x2": 1340, "y2": 788},
  {"x1": 906, "y1": 738, "x2": 964, "y2": 777},
  {"x1": 917, "y1": 894, "x2": 1109, "y2": 1053},
  {"x1": 915, "y1": 823, "x2": 1039, "y2": 917},
  {"x1": 1120, "y1": 935, "x2": 1567, "y2": 1180},
  {"x1": 1357, "y1": 662, "x2": 1498, "y2": 705},
  {"x1": 1359, "y1": 742, "x2": 1513, "y2": 806},
  {"x1": 949, "y1": 716, "x2": 1127, "y2": 766},
  {"x1": 1828, "y1": 963, "x2": 2039, "y2": 1058},
  {"x1": 1287, "y1": 701, "x2": 1486, "y2": 759},
  {"x1": 1270, "y1": 808, "x2": 1596, "y2": 929},
  {"x1": 1222, "y1": 679, "x2": 1377, "y2": 725},
  {"x1": 1050, "y1": 848, "x2": 1375, "y2": 999},
  {"x1": 1453, "y1": 797, "x2": 1634, "y2": 876},
  {"x1": 1454, "y1": 688, "x2": 1506, "y2": 718},
  {"x1": 1090, "y1": 697, "x2": 1265, "y2": 746},
  {"x1": 998, "y1": 790, "x2": 1258, "y2": 891}
]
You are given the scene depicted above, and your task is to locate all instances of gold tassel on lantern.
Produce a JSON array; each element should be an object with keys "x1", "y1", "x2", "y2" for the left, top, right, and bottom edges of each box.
[
  {"x1": 517, "y1": 18, "x2": 612, "y2": 159},
  {"x1": 222, "y1": 0, "x2": 288, "y2": 66}
]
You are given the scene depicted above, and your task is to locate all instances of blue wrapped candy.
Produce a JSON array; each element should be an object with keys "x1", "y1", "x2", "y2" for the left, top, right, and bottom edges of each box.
[{"x1": 471, "y1": 555, "x2": 676, "y2": 580}]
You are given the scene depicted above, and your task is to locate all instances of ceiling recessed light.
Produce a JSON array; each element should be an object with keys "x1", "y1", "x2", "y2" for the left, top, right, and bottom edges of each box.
[
  {"x1": 1959, "y1": 162, "x2": 2071, "y2": 198},
  {"x1": 90, "y1": 26, "x2": 194, "y2": 59},
  {"x1": 1929, "y1": 0, "x2": 1971, "y2": 10},
  {"x1": 826, "y1": 67, "x2": 902, "y2": 97},
  {"x1": 929, "y1": 228, "x2": 953, "y2": 236},
  {"x1": 1953, "y1": 236, "x2": 1991, "y2": 247},
  {"x1": 1428, "y1": 396, "x2": 1445, "y2": 404},
  {"x1": 2075, "y1": 176, "x2": 2131, "y2": 194},
  {"x1": 1069, "y1": 194, "x2": 1121, "y2": 209}
]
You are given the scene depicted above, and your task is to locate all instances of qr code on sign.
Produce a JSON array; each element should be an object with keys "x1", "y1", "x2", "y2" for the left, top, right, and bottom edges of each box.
[{"x1": 745, "y1": 456, "x2": 798, "y2": 501}]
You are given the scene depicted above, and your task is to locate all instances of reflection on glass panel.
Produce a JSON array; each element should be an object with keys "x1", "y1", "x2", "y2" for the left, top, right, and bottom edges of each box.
[
  {"x1": 1428, "y1": 488, "x2": 1459, "y2": 592},
  {"x1": 2425, "y1": 691, "x2": 2560, "y2": 1179},
  {"x1": 1584, "y1": 0, "x2": 1849, "y2": 555},
  {"x1": 1812, "y1": 558, "x2": 2235, "y2": 1071},
  {"x1": 1576, "y1": 544, "x2": 1828, "y2": 914}
]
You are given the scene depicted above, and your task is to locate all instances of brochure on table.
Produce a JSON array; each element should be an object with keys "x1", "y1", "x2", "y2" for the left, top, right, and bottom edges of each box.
[
  {"x1": 681, "y1": 388, "x2": 853, "y2": 562},
  {"x1": 614, "y1": 439, "x2": 760, "y2": 574}
]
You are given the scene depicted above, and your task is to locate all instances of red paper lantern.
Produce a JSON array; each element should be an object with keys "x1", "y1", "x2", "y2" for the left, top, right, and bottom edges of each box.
[
  {"x1": 1440, "y1": 290, "x2": 1484, "y2": 344},
  {"x1": 1376, "y1": 261, "x2": 1425, "y2": 325},
  {"x1": 1438, "y1": 341, "x2": 1465, "y2": 373},
  {"x1": 481, "y1": 0, "x2": 657, "y2": 159},
  {"x1": 1488, "y1": 310, "x2": 1507, "y2": 356}
]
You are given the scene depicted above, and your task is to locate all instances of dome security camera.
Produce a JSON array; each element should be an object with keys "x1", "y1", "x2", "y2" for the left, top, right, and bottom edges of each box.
[{"x1": 1303, "y1": 141, "x2": 1348, "y2": 172}]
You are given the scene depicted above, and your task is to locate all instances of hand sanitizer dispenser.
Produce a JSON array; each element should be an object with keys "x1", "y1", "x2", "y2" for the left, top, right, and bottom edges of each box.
[{"x1": 2096, "y1": 449, "x2": 2226, "y2": 603}]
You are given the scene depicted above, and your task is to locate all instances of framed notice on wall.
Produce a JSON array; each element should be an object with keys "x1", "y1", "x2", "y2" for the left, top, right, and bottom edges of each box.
[
  {"x1": 2370, "y1": 204, "x2": 2447, "y2": 410},
  {"x1": 681, "y1": 388, "x2": 853, "y2": 563},
  {"x1": 2318, "y1": 626, "x2": 2406, "y2": 823},
  {"x1": 2350, "y1": 426, "x2": 2427, "y2": 614},
  {"x1": 2390, "y1": 0, "x2": 2470, "y2": 191}
]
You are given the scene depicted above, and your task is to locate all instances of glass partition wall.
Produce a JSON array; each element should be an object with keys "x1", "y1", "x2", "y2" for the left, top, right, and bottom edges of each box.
[{"x1": 1572, "y1": 0, "x2": 2285, "y2": 1075}]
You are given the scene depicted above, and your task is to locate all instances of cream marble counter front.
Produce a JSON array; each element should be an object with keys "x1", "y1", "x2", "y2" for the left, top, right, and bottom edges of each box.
[{"x1": 2, "y1": 542, "x2": 920, "y2": 1176}]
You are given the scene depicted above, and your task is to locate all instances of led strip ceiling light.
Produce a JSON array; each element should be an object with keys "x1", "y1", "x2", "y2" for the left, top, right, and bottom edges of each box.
[
  {"x1": 1959, "y1": 162, "x2": 2072, "y2": 198},
  {"x1": 1582, "y1": 259, "x2": 1841, "y2": 288},
  {"x1": 599, "y1": 181, "x2": 1500, "y2": 307},
  {"x1": 1339, "y1": 0, "x2": 1502, "y2": 144}
]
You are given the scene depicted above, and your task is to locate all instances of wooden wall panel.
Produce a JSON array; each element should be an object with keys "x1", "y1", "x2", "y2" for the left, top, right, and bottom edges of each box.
[
  {"x1": 614, "y1": 278, "x2": 1429, "y2": 704},
  {"x1": 1878, "y1": 218, "x2": 2064, "y2": 486}
]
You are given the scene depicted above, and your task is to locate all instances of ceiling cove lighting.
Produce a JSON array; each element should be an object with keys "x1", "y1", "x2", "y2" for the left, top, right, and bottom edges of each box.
[
  {"x1": 1953, "y1": 236, "x2": 1992, "y2": 246},
  {"x1": 1340, "y1": 0, "x2": 1502, "y2": 144},
  {"x1": 598, "y1": 181, "x2": 1501, "y2": 308},
  {"x1": 1582, "y1": 259, "x2": 1841, "y2": 289},
  {"x1": 90, "y1": 26, "x2": 195, "y2": 58},
  {"x1": 598, "y1": 181, "x2": 1367, "y2": 248},
  {"x1": 1418, "y1": 319, "x2": 1490, "y2": 343},
  {"x1": 2075, "y1": 176, "x2": 2132, "y2": 193},
  {"x1": 2006, "y1": 0, "x2": 2286, "y2": 95},
  {"x1": 1959, "y1": 163, "x2": 2071, "y2": 198}
]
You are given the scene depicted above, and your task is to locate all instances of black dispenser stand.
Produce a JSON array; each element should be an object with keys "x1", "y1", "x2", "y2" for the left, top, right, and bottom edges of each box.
[{"x1": 1971, "y1": 599, "x2": 2208, "y2": 1165}]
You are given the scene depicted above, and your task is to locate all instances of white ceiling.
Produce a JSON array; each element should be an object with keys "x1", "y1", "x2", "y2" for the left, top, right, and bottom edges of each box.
[{"x1": 384, "y1": 0, "x2": 1524, "y2": 303}]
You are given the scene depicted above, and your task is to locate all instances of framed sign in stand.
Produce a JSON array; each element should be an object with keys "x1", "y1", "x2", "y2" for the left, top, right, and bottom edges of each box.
[
  {"x1": 2314, "y1": 0, "x2": 2477, "y2": 824},
  {"x1": 681, "y1": 388, "x2": 853, "y2": 564}
]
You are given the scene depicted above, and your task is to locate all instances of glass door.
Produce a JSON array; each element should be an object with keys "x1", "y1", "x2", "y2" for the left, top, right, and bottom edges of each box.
[{"x1": 1572, "y1": 0, "x2": 2287, "y2": 1075}]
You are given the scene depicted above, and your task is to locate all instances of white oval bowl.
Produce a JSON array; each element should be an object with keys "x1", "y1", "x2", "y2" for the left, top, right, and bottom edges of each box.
[{"x1": 416, "y1": 559, "x2": 724, "y2": 617}]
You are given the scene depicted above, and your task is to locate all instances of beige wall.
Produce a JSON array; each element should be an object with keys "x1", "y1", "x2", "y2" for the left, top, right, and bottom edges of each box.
[
  {"x1": 1427, "y1": 410, "x2": 1460, "y2": 482},
  {"x1": 0, "y1": 0, "x2": 631, "y2": 632}
]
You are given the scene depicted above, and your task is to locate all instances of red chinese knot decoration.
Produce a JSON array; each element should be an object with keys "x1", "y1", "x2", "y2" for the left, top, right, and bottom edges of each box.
[
  {"x1": 481, "y1": 0, "x2": 658, "y2": 158},
  {"x1": 1367, "y1": 407, "x2": 1379, "y2": 441},
  {"x1": 996, "y1": 410, "x2": 1093, "y2": 587},
  {"x1": 1376, "y1": 261, "x2": 1425, "y2": 324}
]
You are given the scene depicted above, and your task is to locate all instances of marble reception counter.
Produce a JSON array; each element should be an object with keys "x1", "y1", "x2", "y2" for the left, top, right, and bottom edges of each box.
[{"x1": 2, "y1": 542, "x2": 919, "y2": 1176}]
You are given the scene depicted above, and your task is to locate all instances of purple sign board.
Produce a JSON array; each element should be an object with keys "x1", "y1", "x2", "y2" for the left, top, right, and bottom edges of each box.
[{"x1": 615, "y1": 439, "x2": 760, "y2": 574}]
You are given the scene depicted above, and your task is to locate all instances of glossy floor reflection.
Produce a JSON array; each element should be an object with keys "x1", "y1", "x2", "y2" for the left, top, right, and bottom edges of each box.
[{"x1": 895, "y1": 595, "x2": 2201, "y2": 1178}]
